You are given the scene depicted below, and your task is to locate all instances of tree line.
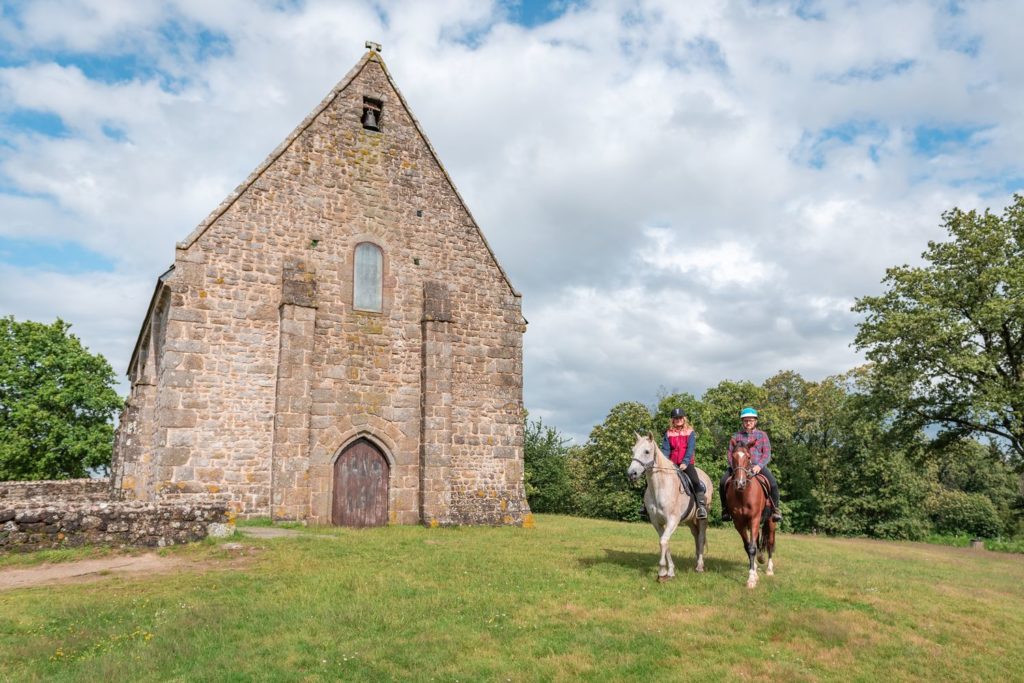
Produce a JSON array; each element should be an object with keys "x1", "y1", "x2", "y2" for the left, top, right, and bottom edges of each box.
[
  {"x1": 526, "y1": 196, "x2": 1024, "y2": 540},
  {"x1": 2, "y1": 197, "x2": 1022, "y2": 540}
]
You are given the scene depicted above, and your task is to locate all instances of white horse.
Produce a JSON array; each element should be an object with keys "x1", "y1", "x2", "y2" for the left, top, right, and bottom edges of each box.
[{"x1": 627, "y1": 432, "x2": 713, "y2": 581}]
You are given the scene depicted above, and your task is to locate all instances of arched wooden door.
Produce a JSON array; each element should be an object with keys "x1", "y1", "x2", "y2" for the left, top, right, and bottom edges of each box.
[{"x1": 332, "y1": 438, "x2": 389, "y2": 527}]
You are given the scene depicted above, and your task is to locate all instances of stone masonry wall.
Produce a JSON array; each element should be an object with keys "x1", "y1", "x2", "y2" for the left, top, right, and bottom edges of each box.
[
  {"x1": 0, "y1": 501, "x2": 230, "y2": 552},
  {"x1": 113, "y1": 51, "x2": 530, "y2": 525},
  {"x1": 0, "y1": 479, "x2": 112, "y2": 505}
]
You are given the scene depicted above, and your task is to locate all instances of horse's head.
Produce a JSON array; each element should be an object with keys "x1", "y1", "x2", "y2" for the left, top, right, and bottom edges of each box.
[
  {"x1": 627, "y1": 431, "x2": 658, "y2": 483},
  {"x1": 730, "y1": 438, "x2": 757, "y2": 491}
]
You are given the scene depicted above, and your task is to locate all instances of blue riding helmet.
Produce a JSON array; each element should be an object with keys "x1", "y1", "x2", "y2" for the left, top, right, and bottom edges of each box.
[{"x1": 739, "y1": 407, "x2": 758, "y2": 419}]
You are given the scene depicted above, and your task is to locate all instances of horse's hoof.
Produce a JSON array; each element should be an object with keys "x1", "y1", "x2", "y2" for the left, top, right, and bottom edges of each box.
[
  {"x1": 695, "y1": 566, "x2": 704, "y2": 573},
  {"x1": 657, "y1": 575, "x2": 672, "y2": 583},
  {"x1": 746, "y1": 581, "x2": 757, "y2": 589}
]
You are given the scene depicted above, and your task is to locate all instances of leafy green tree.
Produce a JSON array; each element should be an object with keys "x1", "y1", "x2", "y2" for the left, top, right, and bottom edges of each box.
[
  {"x1": 810, "y1": 376, "x2": 930, "y2": 540},
  {"x1": 700, "y1": 380, "x2": 765, "y2": 456},
  {"x1": 571, "y1": 401, "x2": 654, "y2": 521},
  {"x1": 523, "y1": 415, "x2": 574, "y2": 514},
  {"x1": 925, "y1": 488, "x2": 1003, "y2": 538},
  {"x1": 925, "y1": 436, "x2": 1021, "y2": 535},
  {"x1": 0, "y1": 317, "x2": 123, "y2": 479},
  {"x1": 761, "y1": 371, "x2": 812, "y2": 529},
  {"x1": 854, "y1": 195, "x2": 1024, "y2": 466}
]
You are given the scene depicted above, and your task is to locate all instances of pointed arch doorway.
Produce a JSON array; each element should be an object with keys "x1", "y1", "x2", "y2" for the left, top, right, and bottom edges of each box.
[{"x1": 332, "y1": 438, "x2": 390, "y2": 527}]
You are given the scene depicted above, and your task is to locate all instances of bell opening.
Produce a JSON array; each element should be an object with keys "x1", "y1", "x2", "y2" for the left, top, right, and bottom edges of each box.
[{"x1": 362, "y1": 97, "x2": 383, "y2": 131}]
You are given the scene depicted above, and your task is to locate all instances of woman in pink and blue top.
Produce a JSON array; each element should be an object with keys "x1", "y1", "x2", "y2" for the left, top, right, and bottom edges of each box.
[
  {"x1": 660, "y1": 407, "x2": 708, "y2": 519},
  {"x1": 720, "y1": 407, "x2": 782, "y2": 523}
]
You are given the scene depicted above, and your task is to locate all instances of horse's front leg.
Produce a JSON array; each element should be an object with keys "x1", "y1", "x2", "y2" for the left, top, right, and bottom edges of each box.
[
  {"x1": 745, "y1": 520, "x2": 759, "y2": 589},
  {"x1": 650, "y1": 515, "x2": 670, "y2": 581},
  {"x1": 658, "y1": 516, "x2": 681, "y2": 582}
]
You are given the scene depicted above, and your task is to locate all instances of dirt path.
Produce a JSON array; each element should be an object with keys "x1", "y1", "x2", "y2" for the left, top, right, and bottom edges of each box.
[
  {"x1": 0, "y1": 528, "x2": 297, "y2": 592},
  {"x1": 0, "y1": 553, "x2": 194, "y2": 592}
]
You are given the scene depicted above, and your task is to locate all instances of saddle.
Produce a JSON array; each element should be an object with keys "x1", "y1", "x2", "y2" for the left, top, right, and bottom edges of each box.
[
  {"x1": 674, "y1": 467, "x2": 701, "y2": 521},
  {"x1": 727, "y1": 472, "x2": 774, "y2": 509},
  {"x1": 675, "y1": 467, "x2": 692, "y2": 495}
]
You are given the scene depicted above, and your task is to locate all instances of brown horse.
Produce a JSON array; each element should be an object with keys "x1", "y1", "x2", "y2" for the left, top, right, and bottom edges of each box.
[{"x1": 724, "y1": 440, "x2": 776, "y2": 588}]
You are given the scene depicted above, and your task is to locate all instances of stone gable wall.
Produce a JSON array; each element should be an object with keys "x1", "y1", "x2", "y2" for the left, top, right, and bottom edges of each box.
[{"x1": 113, "y1": 53, "x2": 530, "y2": 526}]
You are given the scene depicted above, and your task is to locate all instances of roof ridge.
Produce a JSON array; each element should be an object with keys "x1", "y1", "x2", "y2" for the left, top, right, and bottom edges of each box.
[
  {"x1": 371, "y1": 56, "x2": 521, "y2": 298},
  {"x1": 177, "y1": 51, "x2": 374, "y2": 250}
]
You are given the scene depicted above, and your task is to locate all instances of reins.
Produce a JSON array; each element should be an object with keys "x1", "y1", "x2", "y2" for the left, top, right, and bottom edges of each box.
[{"x1": 630, "y1": 457, "x2": 677, "y2": 474}]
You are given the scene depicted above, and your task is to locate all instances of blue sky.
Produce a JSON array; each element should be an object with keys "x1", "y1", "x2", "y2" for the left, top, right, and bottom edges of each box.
[{"x1": 1, "y1": 0, "x2": 1022, "y2": 441}]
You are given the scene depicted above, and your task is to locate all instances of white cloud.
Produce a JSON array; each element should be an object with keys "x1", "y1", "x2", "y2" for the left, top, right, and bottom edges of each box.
[
  {"x1": 639, "y1": 228, "x2": 781, "y2": 290},
  {"x1": 1, "y1": 0, "x2": 1022, "y2": 442}
]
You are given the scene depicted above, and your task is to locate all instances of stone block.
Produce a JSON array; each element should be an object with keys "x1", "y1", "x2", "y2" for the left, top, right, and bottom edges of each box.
[
  {"x1": 162, "y1": 447, "x2": 192, "y2": 467},
  {"x1": 163, "y1": 409, "x2": 198, "y2": 428}
]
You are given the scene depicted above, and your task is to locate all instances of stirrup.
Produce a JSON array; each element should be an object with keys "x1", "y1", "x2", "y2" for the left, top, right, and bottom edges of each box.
[
  {"x1": 696, "y1": 505, "x2": 708, "y2": 519},
  {"x1": 721, "y1": 511, "x2": 732, "y2": 522}
]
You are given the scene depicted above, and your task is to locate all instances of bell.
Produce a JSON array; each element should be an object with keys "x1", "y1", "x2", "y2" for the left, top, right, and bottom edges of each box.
[{"x1": 361, "y1": 107, "x2": 379, "y2": 130}]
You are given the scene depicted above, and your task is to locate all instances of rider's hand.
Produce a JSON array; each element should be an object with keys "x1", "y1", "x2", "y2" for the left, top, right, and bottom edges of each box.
[
  {"x1": 752, "y1": 465, "x2": 762, "y2": 475},
  {"x1": 680, "y1": 464, "x2": 687, "y2": 470}
]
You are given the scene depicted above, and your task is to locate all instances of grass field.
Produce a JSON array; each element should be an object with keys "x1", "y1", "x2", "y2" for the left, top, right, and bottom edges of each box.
[{"x1": 2, "y1": 515, "x2": 1022, "y2": 682}]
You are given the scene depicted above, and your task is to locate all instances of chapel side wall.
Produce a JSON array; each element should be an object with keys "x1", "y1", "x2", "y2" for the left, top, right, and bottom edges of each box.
[
  {"x1": 135, "y1": 212, "x2": 289, "y2": 516},
  {"x1": 112, "y1": 295, "x2": 167, "y2": 502}
]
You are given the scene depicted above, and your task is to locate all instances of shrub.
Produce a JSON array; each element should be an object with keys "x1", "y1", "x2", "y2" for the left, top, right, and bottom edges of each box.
[{"x1": 927, "y1": 488, "x2": 1003, "y2": 538}]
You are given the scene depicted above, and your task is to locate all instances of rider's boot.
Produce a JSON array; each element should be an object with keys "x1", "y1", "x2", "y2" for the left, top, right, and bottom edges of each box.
[
  {"x1": 719, "y1": 483, "x2": 731, "y2": 521},
  {"x1": 695, "y1": 491, "x2": 708, "y2": 519},
  {"x1": 771, "y1": 495, "x2": 782, "y2": 522}
]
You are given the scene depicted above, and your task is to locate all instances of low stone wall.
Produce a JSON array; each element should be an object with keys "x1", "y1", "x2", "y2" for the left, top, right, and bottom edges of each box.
[
  {"x1": 0, "y1": 478, "x2": 112, "y2": 504},
  {"x1": 0, "y1": 501, "x2": 230, "y2": 552}
]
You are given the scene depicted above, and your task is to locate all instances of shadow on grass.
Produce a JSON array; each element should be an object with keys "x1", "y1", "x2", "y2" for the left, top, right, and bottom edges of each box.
[
  {"x1": 578, "y1": 548, "x2": 651, "y2": 574},
  {"x1": 578, "y1": 547, "x2": 751, "y2": 575},
  {"x1": 578, "y1": 545, "x2": 756, "y2": 582}
]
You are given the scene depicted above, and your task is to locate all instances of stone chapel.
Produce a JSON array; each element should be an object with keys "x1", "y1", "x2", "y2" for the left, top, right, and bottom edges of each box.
[{"x1": 111, "y1": 46, "x2": 531, "y2": 527}]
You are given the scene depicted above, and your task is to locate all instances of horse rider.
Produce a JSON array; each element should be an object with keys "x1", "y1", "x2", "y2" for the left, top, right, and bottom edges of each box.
[
  {"x1": 661, "y1": 407, "x2": 708, "y2": 519},
  {"x1": 720, "y1": 407, "x2": 782, "y2": 523}
]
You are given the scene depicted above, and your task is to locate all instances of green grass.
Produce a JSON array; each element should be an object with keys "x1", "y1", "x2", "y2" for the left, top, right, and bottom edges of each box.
[
  {"x1": 0, "y1": 545, "x2": 122, "y2": 570},
  {"x1": 2, "y1": 515, "x2": 1022, "y2": 681},
  {"x1": 234, "y1": 517, "x2": 305, "y2": 529}
]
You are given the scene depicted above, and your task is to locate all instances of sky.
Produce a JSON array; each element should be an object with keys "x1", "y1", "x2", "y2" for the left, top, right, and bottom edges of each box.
[{"x1": 1, "y1": 0, "x2": 1022, "y2": 443}]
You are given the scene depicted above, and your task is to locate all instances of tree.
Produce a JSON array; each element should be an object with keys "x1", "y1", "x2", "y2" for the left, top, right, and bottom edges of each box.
[
  {"x1": 810, "y1": 371, "x2": 931, "y2": 540},
  {"x1": 853, "y1": 195, "x2": 1024, "y2": 465},
  {"x1": 523, "y1": 415, "x2": 574, "y2": 514},
  {"x1": 925, "y1": 436, "x2": 1021, "y2": 536},
  {"x1": 0, "y1": 317, "x2": 123, "y2": 479},
  {"x1": 571, "y1": 401, "x2": 655, "y2": 521}
]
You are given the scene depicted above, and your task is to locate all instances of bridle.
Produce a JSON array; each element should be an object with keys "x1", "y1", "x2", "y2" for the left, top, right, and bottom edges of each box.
[
  {"x1": 630, "y1": 442, "x2": 678, "y2": 477},
  {"x1": 630, "y1": 456, "x2": 654, "y2": 474},
  {"x1": 731, "y1": 449, "x2": 756, "y2": 488}
]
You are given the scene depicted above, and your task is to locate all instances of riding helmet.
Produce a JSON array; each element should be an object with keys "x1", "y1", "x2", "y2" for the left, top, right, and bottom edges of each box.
[
  {"x1": 739, "y1": 407, "x2": 758, "y2": 419},
  {"x1": 670, "y1": 407, "x2": 686, "y2": 419}
]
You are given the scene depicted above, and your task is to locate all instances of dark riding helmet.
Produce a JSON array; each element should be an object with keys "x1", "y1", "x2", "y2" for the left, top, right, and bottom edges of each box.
[{"x1": 670, "y1": 408, "x2": 686, "y2": 419}]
